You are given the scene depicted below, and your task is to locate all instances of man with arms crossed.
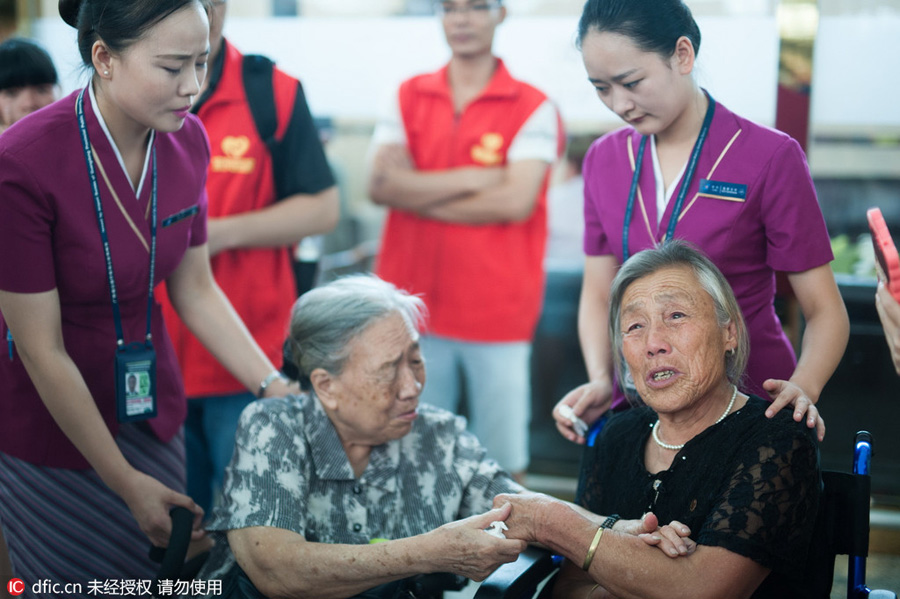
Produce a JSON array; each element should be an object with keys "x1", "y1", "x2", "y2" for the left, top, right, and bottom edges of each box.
[{"x1": 368, "y1": 0, "x2": 564, "y2": 481}]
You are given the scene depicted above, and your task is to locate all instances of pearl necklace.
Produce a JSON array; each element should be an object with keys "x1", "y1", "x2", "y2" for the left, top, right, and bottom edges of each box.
[{"x1": 651, "y1": 385, "x2": 738, "y2": 451}]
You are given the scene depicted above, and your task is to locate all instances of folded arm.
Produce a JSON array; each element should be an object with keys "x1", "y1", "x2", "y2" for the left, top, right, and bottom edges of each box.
[
  {"x1": 416, "y1": 159, "x2": 550, "y2": 224},
  {"x1": 368, "y1": 141, "x2": 550, "y2": 224},
  {"x1": 367, "y1": 143, "x2": 505, "y2": 211}
]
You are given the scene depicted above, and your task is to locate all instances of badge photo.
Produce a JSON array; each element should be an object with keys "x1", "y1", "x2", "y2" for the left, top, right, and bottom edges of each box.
[{"x1": 116, "y1": 343, "x2": 158, "y2": 422}]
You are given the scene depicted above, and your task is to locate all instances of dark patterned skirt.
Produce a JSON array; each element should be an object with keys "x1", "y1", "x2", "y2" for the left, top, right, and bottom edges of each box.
[{"x1": 0, "y1": 423, "x2": 185, "y2": 599}]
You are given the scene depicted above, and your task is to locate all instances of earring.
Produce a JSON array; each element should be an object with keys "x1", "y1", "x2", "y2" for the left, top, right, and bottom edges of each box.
[
  {"x1": 103, "y1": 70, "x2": 109, "y2": 76},
  {"x1": 726, "y1": 348, "x2": 735, "y2": 357}
]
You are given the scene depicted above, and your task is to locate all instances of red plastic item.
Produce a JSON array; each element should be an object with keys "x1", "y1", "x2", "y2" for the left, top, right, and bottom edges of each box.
[{"x1": 867, "y1": 207, "x2": 900, "y2": 301}]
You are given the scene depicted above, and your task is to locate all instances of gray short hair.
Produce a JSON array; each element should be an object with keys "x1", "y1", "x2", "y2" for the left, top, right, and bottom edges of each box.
[
  {"x1": 287, "y1": 275, "x2": 426, "y2": 388},
  {"x1": 608, "y1": 240, "x2": 749, "y2": 403}
]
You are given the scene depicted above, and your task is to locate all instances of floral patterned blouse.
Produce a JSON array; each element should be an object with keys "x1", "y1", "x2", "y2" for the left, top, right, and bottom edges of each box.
[{"x1": 198, "y1": 393, "x2": 522, "y2": 584}]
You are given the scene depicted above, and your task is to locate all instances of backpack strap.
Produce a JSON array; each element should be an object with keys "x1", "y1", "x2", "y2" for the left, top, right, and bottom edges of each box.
[{"x1": 241, "y1": 53, "x2": 278, "y2": 156}]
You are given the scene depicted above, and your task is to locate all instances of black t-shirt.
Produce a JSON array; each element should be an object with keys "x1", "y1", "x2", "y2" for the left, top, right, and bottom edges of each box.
[
  {"x1": 576, "y1": 396, "x2": 821, "y2": 598},
  {"x1": 195, "y1": 40, "x2": 335, "y2": 202}
]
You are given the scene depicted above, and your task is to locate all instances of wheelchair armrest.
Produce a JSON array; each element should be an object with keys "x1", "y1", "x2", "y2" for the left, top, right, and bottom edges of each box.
[{"x1": 475, "y1": 547, "x2": 559, "y2": 599}]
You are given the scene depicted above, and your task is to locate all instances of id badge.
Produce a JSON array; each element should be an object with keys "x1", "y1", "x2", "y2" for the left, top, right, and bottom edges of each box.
[{"x1": 115, "y1": 343, "x2": 157, "y2": 423}]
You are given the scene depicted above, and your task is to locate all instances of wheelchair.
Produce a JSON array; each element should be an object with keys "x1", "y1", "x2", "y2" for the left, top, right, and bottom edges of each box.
[{"x1": 474, "y1": 430, "x2": 898, "y2": 599}]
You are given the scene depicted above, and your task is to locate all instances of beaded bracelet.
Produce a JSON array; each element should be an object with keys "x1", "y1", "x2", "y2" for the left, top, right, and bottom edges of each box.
[{"x1": 600, "y1": 514, "x2": 620, "y2": 530}]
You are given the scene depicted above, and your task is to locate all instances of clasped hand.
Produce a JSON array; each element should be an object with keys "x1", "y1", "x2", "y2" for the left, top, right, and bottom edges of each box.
[
  {"x1": 429, "y1": 502, "x2": 526, "y2": 582},
  {"x1": 492, "y1": 493, "x2": 696, "y2": 560}
]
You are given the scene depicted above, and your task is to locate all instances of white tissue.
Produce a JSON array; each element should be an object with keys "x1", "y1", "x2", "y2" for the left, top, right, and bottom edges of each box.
[
  {"x1": 484, "y1": 521, "x2": 509, "y2": 539},
  {"x1": 558, "y1": 405, "x2": 589, "y2": 437}
]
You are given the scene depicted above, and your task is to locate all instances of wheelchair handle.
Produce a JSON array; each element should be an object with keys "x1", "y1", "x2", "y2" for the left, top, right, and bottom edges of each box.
[
  {"x1": 853, "y1": 430, "x2": 873, "y2": 476},
  {"x1": 149, "y1": 506, "x2": 194, "y2": 583}
]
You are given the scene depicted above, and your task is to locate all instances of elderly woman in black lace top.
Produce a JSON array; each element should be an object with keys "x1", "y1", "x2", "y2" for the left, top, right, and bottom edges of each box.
[{"x1": 495, "y1": 240, "x2": 821, "y2": 599}]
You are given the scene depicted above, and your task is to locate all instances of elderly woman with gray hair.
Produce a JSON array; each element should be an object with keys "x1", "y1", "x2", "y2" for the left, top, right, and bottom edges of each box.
[
  {"x1": 194, "y1": 275, "x2": 528, "y2": 598},
  {"x1": 495, "y1": 241, "x2": 821, "y2": 599}
]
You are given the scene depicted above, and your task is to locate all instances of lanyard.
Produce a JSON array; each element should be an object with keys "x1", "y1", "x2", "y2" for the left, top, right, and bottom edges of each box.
[
  {"x1": 622, "y1": 91, "x2": 716, "y2": 261},
  {"x1": 76, "y1": 87, "x2": 158, "y2": 349}
]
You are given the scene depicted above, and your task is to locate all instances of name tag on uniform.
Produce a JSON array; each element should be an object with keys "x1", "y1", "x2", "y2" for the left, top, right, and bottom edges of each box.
[
  {"x1": 698, "y1": 179, "x2": 747, "y2": 202},
  {"x1": 162, "y1": 204, "x2": 200, "y2": 227},
  {"x1": 116, "y1": 343, "x2": 157, "y2": 422}
]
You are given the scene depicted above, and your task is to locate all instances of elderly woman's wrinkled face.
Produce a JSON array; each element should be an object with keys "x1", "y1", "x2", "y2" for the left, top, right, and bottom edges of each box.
[
  {"x1": 620, "y1": 266, "x2": 736, "y2": 415},
  {"x1": 326, "y1": 313, "x2": 425, "y2": 445}
]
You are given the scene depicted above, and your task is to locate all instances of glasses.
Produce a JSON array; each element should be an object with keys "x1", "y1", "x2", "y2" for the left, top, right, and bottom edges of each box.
[{"x1": 436, "y1": 2, "x2": 500, "y2": 16}]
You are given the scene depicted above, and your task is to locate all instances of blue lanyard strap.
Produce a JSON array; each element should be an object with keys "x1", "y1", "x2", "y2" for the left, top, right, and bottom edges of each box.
[
  {"x1": 76, "y1": 87, "x2": 157, "y2": 349},
  {"x1": 622, "y1": 136, "x2": 648, "y2": 263},
  {"x1": 622, "y1": 91, "x2": 716, "y2": 261}
]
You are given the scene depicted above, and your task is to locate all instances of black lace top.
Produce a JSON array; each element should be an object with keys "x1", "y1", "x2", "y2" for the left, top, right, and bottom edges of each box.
[{"x1": 576, "y1": 396, "x2": 821, "y2": 598}]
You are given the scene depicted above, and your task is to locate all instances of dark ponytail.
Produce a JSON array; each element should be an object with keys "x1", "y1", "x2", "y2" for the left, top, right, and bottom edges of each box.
[
  {"x1": 58, "y1": 0, "x2": 209, "y2": 68},
  {"x1": 577, "y1": 0, "x2": 701, "y2": 59}
]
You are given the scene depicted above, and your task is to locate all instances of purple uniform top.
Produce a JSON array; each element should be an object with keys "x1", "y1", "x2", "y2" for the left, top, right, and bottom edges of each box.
[
  {"x1": 583, "y1": 101, "x2": 833, "y2": 409},
  {"x1": 0, "y1": 89, "x2": 209, "y2": 469}
]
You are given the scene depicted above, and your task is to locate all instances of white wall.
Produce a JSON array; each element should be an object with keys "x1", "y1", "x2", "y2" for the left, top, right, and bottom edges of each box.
[
  {"x1": 34, "y1": 15, "x2": 777, "y2": 128},
  {"x1": 32, "y1": 13, "x2": 900, "y2": 130},
  {"x1": 811, "y1": 14, "x2": 900, "y2": 129}
]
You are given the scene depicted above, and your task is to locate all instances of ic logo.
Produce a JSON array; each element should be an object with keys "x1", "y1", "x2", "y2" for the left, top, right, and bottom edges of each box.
[{"x1": 7, "y1": 578, "x2": 24, "y2": 596}]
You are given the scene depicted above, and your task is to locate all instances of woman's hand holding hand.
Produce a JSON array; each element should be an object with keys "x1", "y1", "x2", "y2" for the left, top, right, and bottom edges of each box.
[
  {"x1": 553, "y1": 380, "x2": 613, "y2": 444},
  {"x1": 491, "y1": 492, "x2": 568, "y2": 546},
  {"x1": 617, "y1": 512, "x2": 696, "y2": 558},
  {"x1": 762, "y1": 379, "x2": 825, "y2": 441},
  {"x1": 429, "y1": 503, "x2": 526, "y2": 581},
  {"x1": 117, "y1": 468, "x2": 205, "y2": 548},
  {"x1": 876, "y1": 282, "x2": 900, "y2": 376}
]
